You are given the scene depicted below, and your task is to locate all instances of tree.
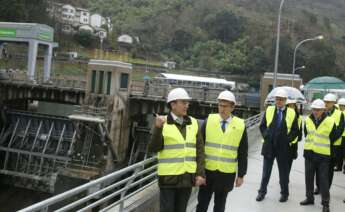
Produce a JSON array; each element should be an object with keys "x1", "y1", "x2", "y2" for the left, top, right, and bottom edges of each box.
[
  {"x1": 202, "y1": 9, "x2": 245, "y2": 43},
  {"x1": 74, "y1": 30, "x2": 94, "y2": 47},
  {"x1": 0, "y1": 0, "x2": 49, "y2": 23}
]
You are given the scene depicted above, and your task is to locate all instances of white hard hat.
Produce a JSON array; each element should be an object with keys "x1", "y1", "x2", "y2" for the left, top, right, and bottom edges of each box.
[
  {"x1": 311, "y1": 99, "x2": 325, "y2": 109},
  {"x1": 286, "y1": 99, "x2": 297, "y2": 104},
  {"x1": 167, "y1": 88, "x2": 191, "y2": 103},
  {"x1": 274, "y1": 88, "x2": 288, "y2": 98},
  {"x1": 323, "y1": 93, "x2": 337, "y2": 102},
  {"x1": 337, "y1": 98, "x2": 345, "y2": 105},
  {"x1": 217, "y1": 90, "x2": 236, "y2": 104}
]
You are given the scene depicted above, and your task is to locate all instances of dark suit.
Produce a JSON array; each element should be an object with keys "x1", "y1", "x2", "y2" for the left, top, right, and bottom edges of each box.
[{"x1": 258, "y1": 106, "x2": 298, "y2": 197}]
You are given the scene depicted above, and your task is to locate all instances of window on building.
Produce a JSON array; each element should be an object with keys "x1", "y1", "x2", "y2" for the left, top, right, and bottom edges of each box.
[
  {"x1": 98, "y1": 71, "x2": 104, "y2": 94},
  {"x1": 106, "y1": 72, "x2": 112, "y2": 95},
  {"x1": 120, "y1": 73, "x2": 129, "y2": 89},
  {"x1": 91, "y1": 70, "x2": 97, "y2": 93}
]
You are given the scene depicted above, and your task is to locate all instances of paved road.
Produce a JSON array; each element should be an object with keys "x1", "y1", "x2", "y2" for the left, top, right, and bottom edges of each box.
[{"x1": 207, "y1": 131, "x2": 345, "y2": 212}]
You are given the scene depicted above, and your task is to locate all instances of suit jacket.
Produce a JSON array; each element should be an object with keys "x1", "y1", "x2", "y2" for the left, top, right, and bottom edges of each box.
[{"x1": 260, "y1": 106, "x2": 299, "y2": 158}]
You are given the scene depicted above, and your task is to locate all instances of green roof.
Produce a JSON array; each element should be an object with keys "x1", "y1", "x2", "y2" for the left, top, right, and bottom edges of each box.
[{"x1": 304, "y1": 76, "x2": 345, "y2": 89}]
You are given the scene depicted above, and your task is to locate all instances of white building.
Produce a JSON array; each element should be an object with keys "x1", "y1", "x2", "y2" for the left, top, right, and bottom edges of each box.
[
  {"x1": 90, "y1": 14, "x2": 107, "y2": 28},
  {"x1": 47, "y1": 2, "x2": 109, "y2": 39},
  {"x1": 61, "y1": 4, "x2": 76, "y2": 24},
  {"x1": 75, "y1": 8, "x2": 90, "y2": 26},
  {"x1": 117, "y1": 34, "x2": 134, "y2": 44}
]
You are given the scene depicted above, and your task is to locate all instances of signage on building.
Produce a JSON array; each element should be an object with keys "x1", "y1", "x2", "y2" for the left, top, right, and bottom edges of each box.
[{"x1": 0, "y1": 28, "x2": 17, "y2": 38}]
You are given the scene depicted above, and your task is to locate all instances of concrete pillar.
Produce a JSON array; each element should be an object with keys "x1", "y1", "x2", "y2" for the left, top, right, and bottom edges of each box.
[
  {"x1": 43, "y1": 45, "x2": 53, "y2": 82},
  {"x1": 27, "y1": 40, "x2": 38, "y2": 81}
]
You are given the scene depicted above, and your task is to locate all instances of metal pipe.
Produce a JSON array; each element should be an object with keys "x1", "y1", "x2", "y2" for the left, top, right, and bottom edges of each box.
[{"x1": 273, "y1": 0, "x2": 286, "y2": 88}]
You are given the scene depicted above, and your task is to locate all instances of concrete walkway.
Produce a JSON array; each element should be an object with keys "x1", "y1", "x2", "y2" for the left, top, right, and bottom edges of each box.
[{"x1": 206, "y1": 133, "x2": 345, "y2": 212}]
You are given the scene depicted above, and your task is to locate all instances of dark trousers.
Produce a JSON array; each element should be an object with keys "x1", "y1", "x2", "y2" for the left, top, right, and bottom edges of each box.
[
  {"x1": 316, "y1": 158, "x2": 335, "y2": 189},
  {"x1": 160, "y1": 187, "x2": 192, "y2": 212},
  {"x1": 258, "y1": 155, "x2": 290, "y2": 196},
  {"x1": 288, "y1": 158, "x2": 293, "y2": 174},
  {"x1": 196, "y1": 186, "x2": 228, "y2": 212},
  {"x1": 305, "y1": 158, "x2": 330, "y2": 206}
]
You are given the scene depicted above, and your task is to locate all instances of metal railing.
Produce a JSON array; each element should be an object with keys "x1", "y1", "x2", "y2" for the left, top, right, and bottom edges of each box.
[
  {"x1": 245, "y1": 112, "x2": 263, "y2": 130},
  {"x1": 18, "y1": 114, "x2": 263, "y2": 212},
  {"x1": 18, "y1": 157, "x2": 158, "y2": 212},
  {"x1": 130, "y1": 81, "x2": 260, "y2": 108}
]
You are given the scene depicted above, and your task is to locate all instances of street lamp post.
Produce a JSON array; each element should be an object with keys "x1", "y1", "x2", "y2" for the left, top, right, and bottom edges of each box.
[
  {"x1": 273, "y1": 0, "x2": 286, "y2": 88},
  {"x1": 291, "y1": 35, "x2": 324, "y2": 87}
]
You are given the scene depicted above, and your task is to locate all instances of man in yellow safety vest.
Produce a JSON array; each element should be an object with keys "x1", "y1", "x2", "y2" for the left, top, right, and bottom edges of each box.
[
  {"x1": 313, "y1": 93, "x2": 345, "y2": 195},
  {"x1": 336, "y1": 97, "x2": 345, "y2": 173},
  {"x1": 196, "y1": 90, "x2": 248, "y2": 212},
  {"x1": 148, "y1": 88, "x2": 206, "y2": 212},
  {"x1": 256, "y1": 88, "x2": 299, "y2": 203},
  {"x1": 300, "y1": 99, "x2": 338, "y2": 212}
]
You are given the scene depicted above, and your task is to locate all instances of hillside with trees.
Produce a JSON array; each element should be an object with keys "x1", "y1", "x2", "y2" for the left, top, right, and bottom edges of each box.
[{"x1": 1, "y1": 0, "x2": 345, "y2": 86}]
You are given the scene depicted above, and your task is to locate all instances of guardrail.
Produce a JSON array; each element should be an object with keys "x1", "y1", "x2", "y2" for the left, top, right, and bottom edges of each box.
[
  {"x1": 18, "y1": 157, "x2": 158, "y2": 212},
  {"x1": 18, "y1": 114, "x2": 263, "y2": 212},
  {"x1": 245, "y1": 112, "x2": 263, "y2": 130}
]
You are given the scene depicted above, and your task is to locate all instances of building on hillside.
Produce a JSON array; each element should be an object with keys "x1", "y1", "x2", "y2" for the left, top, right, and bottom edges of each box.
[
  {"x1": 47, "y1": 2, "x2": 110, "y2": 40},
  {"x1": 90, "y1": 14, "x2": 107, "y2": 28}
]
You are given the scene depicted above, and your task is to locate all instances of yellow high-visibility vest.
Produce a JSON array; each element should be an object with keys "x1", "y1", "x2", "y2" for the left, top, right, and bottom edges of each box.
[
  {"x1": 262, "y1": 106, "x2": 296, "y2": 143},
  {"x1": 158, "y1": 117, "x2": 198, "y2": 176},
  {"x1": 305, "y1": 116, "x2": 334, "y2": 156},
  {"x1": 329, "y1": 109, "x2": 342, "y2": 146},
  {"x1": 205, "y1": 114, "x2": 245, "y2": 173},
  {"x1": 343, "y1": 111, "x2": 345, "y2": 137},
  {"x1": 291, "y1": 115, "x2": 302, "y2": 144}
]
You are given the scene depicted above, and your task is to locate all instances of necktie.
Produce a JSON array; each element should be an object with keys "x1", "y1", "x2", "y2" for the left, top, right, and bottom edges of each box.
[
  {"x1": 176, "y1": 117, "x2": 183, "y2": 125},
  {"x1": 221, "y1": 120, "x2": 227, "y2": 132},
  {"x1": 276, "y1": 109, "x2": 283, "y2": 127}
]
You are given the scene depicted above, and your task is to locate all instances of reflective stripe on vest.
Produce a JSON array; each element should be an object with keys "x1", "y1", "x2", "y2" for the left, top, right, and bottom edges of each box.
[
  {"x1": 262, "y1": 106, "x2": 296, "y2": 143},
  {"x1": 158, "y1": 117, "x2": 198, "y2": 176},
  {"x1": 330, "y1": 109, "x2": 342, "y2": 146},
  {"x1": 305, "y1": 116, "x2": 334, "y2": 156},
  {"x1": 205, "y1": 114, "x2": 245, "y2": 173}
]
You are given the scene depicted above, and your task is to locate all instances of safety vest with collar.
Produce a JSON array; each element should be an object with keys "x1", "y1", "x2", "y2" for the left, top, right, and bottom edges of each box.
[
  {"x1": 158, "y1": 116, "x2": 198, "y2": 176},
  {"x1": 205, "y1": 114, "x2": 245, "y2": 173},
  {"x1": 305, "y1": 116, "x2": 334, "y2": 156},
  {"x1": 262, "y1": 106, "x2": 296, "y2": 143},
  {"x1": 329, "y1": 109, "x2": 342, "y2": 146}
]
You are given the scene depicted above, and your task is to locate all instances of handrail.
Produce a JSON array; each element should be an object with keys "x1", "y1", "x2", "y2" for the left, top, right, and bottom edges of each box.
[
  {"x1": 18, "y1": 157, "x2": 157, "y2": 212},
  {"x1": 18, "y1": 114, "x2": 262, "y2": 212},
  {"x1": 245, "y1": 112, "x2": 263, "y2": 130}
]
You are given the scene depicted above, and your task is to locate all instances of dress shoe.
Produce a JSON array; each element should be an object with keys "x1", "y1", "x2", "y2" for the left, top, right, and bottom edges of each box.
[
  {"x1": 314, "y1": 188, "x2": 319, "y2": 195},
  {"x1": 300, "y1": 199, "x2": 314, "y2": 205},
  {"x1": 322, "y1": 205, "x2": 330, "y2": 212},
  {"x1": 256, "y1": 193, "x2": 265, "y2": 202},
  {"x1": 279, "y1": 195, "x2": 288, "y2": 202},
  {"x1": 334, "y1": 167, "x2": 341, "y2": 172}
]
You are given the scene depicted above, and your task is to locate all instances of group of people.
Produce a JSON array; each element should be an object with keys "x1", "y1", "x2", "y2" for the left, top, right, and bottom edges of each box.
[
  {"x1": 256, "y1": 90, "x2": 345, "y2": 212},
  {"x1": 148, "y1": 87, "x2": 345, "y2": 212}
]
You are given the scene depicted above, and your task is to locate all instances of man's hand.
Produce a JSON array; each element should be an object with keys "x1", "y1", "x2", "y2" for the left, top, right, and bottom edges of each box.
[
  {"x1": 155, "y1": 115, "x2": 166, "y2": 128},
  {"x1": 195, "y1": 176, "x2": 206, "y2": 186},
  {"x1": 235, "y1": 177, "x2": 244, "y2": 187}
]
